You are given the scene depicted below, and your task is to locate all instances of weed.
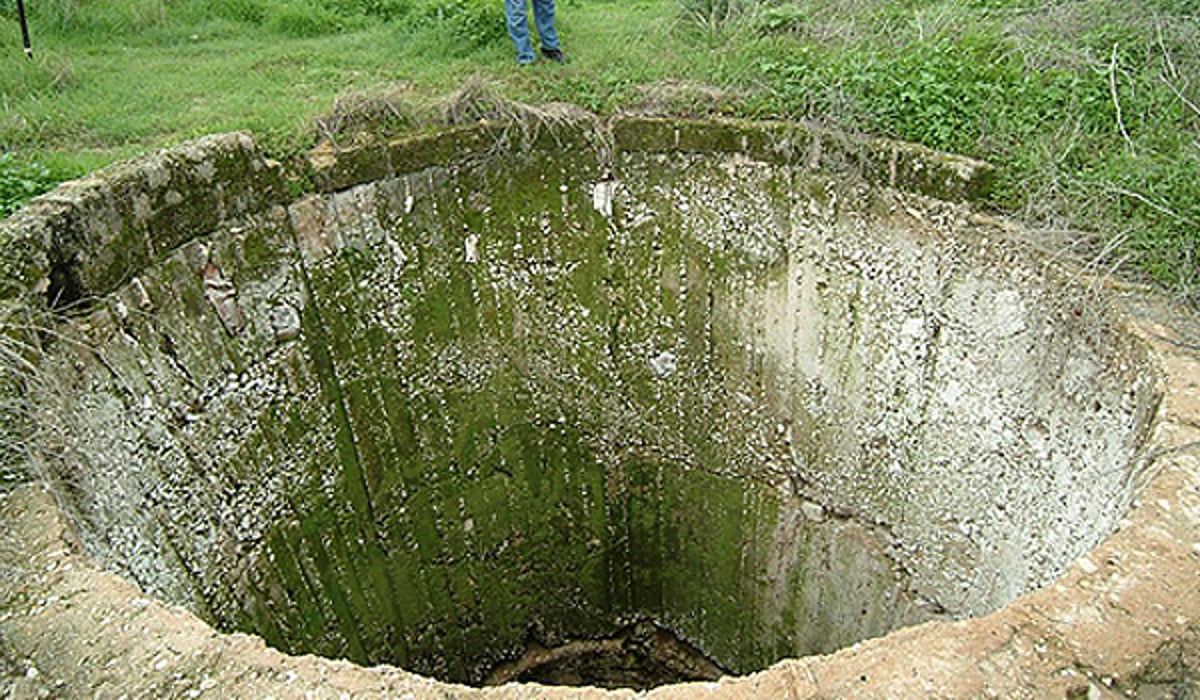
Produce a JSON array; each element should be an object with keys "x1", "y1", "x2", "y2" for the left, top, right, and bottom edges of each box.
[
  {"x1": 749, "y1": 0, "x2": 1199, "y2": 305},
  {"x1": 0, "y1": 155, "x2": 57, "y2": 218},
  {"x1": 322, "y1": 0, "x2": 413, "y2": 23},
  {"x1": 265, "y1": 2, "x2": 346, "y2": 37},
  {"x1": 757, "y1": 4, "x2": 808, "y2": 35},
  {"x1": 314, "y1": 81, "x2": 426, "y2": 144},
  {"x1": 416, "y1": 0, "x2": 506, "y2": 50},
  {"x1": 438, "y1": 76, "x2": 602, "y2": 155},
  {"x1": 191, "y1": 0, "x2": 271, "y2": 25},
  {"x1": 0, "y1": 34, "x2": 75, "y2": 98},
  {"x1": 677, "y1": 0, "x2": 762, "y2": 47},
  {"x1": 629, "y1": 80, "x2": 740, "y2": 117}
]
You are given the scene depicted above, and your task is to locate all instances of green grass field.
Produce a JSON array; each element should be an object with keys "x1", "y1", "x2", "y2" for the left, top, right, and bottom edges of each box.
[{"x1": 2, "y1": 0, "x2": 1197, "y2": 303}]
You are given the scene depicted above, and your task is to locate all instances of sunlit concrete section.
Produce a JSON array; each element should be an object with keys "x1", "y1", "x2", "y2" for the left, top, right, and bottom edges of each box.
[{"x1": 2, "y1": 112, "x2": 1198, "y2": 698}]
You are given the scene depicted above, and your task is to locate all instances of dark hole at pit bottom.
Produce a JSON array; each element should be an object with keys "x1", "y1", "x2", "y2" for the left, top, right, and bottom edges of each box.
[{"x1": 484, "y1": 619, "x2": 727, "y2": 690}]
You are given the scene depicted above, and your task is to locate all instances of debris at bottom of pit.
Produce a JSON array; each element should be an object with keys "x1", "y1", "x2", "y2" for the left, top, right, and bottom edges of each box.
[{"x1": 483, "y1": 619, "x2": 725, "y2": 690}]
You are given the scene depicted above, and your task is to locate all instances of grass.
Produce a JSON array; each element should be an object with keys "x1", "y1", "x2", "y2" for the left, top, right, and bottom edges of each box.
[
  {"x1": 0, "y1": 289, "x2": 47, "y2": 485},
  {"x1": 0, "y1": 0, "x2": 1197, "y2": 303}
]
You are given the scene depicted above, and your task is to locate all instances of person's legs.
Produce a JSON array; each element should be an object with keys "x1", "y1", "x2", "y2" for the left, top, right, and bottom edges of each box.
[
  {"x1": 504, "y1": 0, "x2": 535, "y2": 64},
  {"x1": 530, "y1": 0, "x2": 559, "y2": 52}
]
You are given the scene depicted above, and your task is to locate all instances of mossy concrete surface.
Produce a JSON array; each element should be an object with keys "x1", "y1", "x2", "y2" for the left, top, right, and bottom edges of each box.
[
  {"x1": 1, "y1": 112, "x2": 1197, "y2": 698},
  {"x1": 0, "y1": 132, "x2": 288, "y2": 305}
]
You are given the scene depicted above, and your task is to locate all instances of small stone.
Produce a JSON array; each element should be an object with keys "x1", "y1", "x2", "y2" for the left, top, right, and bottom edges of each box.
[
  {"x1": 202, "y1": 261, "x2": 246, "y2": 336},
  {"x1": 131, "y1": 276, "x2": 153, "y2": 310},
  {"x1": 270, "y1": 305, "x2": 301, "y2": 343},
  {"x1": 592, "y1": 180, "x2": 616, "y2": 219},
  {"x1": 800, "y1": 501, "x2": 825, "y2": 523},
  {"x1": 648, "y1": 350, "x2": 677, "y2": 379},
  {"x1": 1076, "y1": 557, "x2": 1098, "y2": 575},
  {"x1": 464, "y1": 233, "x2": 480, "y2": 264}
]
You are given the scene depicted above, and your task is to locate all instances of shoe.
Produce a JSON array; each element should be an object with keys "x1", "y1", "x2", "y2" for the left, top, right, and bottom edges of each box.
[{"x1": 540, "y1": 47, "x2": 567, "y2": 64}]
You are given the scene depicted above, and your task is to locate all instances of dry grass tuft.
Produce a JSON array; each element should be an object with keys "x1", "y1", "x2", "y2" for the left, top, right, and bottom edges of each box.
[
  {"x1": 314, "y1": 75, "x2": 603, "y2": 155},
  {"x1": 438, "y1": 76, "x2": 599, "y2": 135},
  {"x1": 0, "y1": 291, "x2": 45, "y2": 486},
  {"x1": 313, "y1": 81, "x2": 427, "y2": 147},
  {"x1": 438, "y1": 76, "x2": 526, "y2": 127},
  {"x1": 626, "y1": 80, "x2": 743, "y2": 118}
]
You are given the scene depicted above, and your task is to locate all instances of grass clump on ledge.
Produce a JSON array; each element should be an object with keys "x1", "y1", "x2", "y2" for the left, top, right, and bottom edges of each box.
[{"x1": 0, "y1": 0, "x2": 1197, "y2": 305}]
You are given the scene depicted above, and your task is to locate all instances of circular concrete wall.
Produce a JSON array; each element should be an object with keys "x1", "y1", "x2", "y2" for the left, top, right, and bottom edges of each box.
[{"x1": 2, "y1": 114, "x2": 1192, "y2": 698}]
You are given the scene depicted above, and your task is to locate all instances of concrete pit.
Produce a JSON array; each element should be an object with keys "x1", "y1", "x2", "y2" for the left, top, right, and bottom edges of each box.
[{"x1": 2, "y1": 112, "x2": 1199, "y2": 698}]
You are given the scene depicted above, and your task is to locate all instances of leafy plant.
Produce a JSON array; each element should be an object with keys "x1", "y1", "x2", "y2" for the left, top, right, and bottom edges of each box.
[
  {"x1": 328, "y1": 0, "x2": 414, "y2": 22},
  {"x1": 416, "y1": 0, "x2": 506, "y2": 49},
  {"x1": 192, "y1": 0, "x2": 270, "y2": 25},
  {"x1": 757, "y1": 3, "x2": 808, "y2": 35},
  {"x1": 0, "y1": 155, "x2": 58, "y2": 218},
  {"x1": 266, "y1": 2, "x2": 345, "y2": 37}
]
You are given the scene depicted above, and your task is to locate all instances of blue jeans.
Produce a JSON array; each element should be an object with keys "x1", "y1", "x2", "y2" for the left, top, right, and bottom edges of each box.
[{"x1": 504, "y1": 0, "x2": 559, "y2": 64}]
